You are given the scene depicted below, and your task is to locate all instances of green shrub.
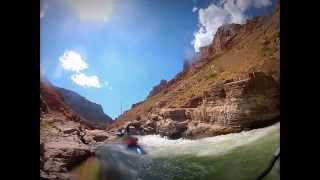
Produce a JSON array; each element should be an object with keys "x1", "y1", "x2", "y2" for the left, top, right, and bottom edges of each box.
[{"x1": 207, "y1": 72, "x2": 217, "y2": 79}]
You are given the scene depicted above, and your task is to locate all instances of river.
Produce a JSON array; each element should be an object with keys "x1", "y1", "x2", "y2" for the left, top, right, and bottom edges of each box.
[{"x1": 92, "y1": 122, "x2": 280, "y2": 180}]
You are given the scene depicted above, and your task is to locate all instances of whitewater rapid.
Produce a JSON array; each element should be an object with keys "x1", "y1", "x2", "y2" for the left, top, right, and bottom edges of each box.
[
  {"x1": 138, "y1": 122, "x2": 280, "y2": 158},
  {"x1": 95, "y1": 123, "x2": 280, "y2": 180}
]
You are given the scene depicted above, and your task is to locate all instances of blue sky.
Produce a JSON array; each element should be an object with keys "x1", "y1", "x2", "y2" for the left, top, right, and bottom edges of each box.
[{"x1": 41, "y1": 0, "x2": 275, "y2": 119}]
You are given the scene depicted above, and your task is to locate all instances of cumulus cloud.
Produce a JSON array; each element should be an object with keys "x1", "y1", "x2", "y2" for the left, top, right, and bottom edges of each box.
[
  {"x1": 65, "y1": 0, "x2": 114, "y2": 22},
  {"x1": 192, "y1": 0, "x2": 272, "y2": 52},
  {"x1": 192, "y1": 4, "x2": 230, "y2": 53},
  {"x1": 59, "y1": 50, "x2": 88, "y2": 72},
  {"x1": 192, "y1": 6, "x2": 198, "y2": 13},
  {"x1": 71, "y1": 73, "x2": 102, "y2": 88},
  {"x1": 58, "y1": 50, "x2": 105, "y2": 88}
]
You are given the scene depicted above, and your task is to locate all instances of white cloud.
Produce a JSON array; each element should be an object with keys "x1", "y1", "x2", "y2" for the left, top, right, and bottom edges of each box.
[
  {"x1": 71, "y1": 73, "x2": 102, "y2": 88},
  {"x1": 192, "y1": 6, "x2": 198, "y2": 13},
  {"x1": 192, "y1": 0, "x2": 272, "y2": 52},
  {"x1": 59, "y1": 50, "x2": 88, "y2": 72},
  {"x1": 224, "y1": 0, "x2": 248, "y2": 23},
  {"x1": 236, "y1": 0, "x2": 252, "y2": 11},
  {"x1": 65, "y1": 0, "x2": 114, "y2": 22},
  {"x1": 108, "y1": 86, "x2": 113, "y2": 91},
  {"x1": 58, "y1": 50, "x2": 108, "y2": 88},
  {"x1": 192, "y1": 4, "x2": 230, "y2": 52}
]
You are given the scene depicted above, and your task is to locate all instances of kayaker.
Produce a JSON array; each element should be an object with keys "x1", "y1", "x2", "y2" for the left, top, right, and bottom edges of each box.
[
  {"x1": 126, "y1": 136, "x2": 146, "y2": 155},
  {"x1": 126, "y1": 136, "x2": 138, "y2": 148}
]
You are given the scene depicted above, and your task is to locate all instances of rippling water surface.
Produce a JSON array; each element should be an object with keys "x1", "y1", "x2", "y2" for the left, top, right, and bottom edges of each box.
[{"x1": 92, "y1": 123, "x2": 280, "y2": 180}]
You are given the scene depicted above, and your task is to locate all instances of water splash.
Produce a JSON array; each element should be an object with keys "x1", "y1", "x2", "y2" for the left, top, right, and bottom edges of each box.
[{"x1": 138, "y1": 122, "x2": 279, "y2": 158}]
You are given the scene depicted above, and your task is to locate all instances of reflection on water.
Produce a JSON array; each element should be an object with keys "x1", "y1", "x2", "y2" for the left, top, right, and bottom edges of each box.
[{"x1": 71, "y1": 157, "x2": 101, "y2": 180}]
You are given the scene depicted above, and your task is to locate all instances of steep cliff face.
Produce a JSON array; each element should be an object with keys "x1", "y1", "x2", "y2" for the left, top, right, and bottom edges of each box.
[
  {"x1": 41, "y1": 81, "x2": 112, "y2": 129},
  {"x1": 56, "y1": 87, "x2": 113, "y2": 126},
  {"x1": 200, "y1": 23, "x2": 242, "y2": 59},
  {"x1": 40, "y1": 81, "x2": 79, "y2": 121},
  {"x1": 184, "y1": 72, "x2": 279, "y2": 137},
  {"x1": 118, "y1": 72, "x2": 279, "y2": 139},
  {"x1": 109, "y1": 3, "x2": 280, "y2": 139}
]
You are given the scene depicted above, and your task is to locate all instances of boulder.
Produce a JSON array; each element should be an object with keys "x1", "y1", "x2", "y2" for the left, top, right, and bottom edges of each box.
[
  {"x1": 92, "y1": 135, "x2": 108, "y2": 142},
  {"x1": 43, "y1": 141, "x2": 92, "y2": 172},
  {"x1": 157, "y1": 119, "x2": 188, "y2": 139},
  {"x1": 40, "y1": 112, "x2": 94, "y2": 180},
  {"x1": 184, "y1": 122, "x2": 240, "y2": 139},
  {"x1": 89, "y1": 130, "x2": 109, "y2": 142},
  {"x1": 141, "y1": 120, "x2": 157, "y2": 134},
  {"x1": 62, "y1": 128, "x2": 78, "y2": 134},
  {"x1": 82, "y1": 129, "x2": 110, "y2": 143}
]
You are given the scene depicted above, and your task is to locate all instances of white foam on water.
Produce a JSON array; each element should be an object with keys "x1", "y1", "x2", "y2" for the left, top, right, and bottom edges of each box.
[{"x1": 137, "y1": 123, "x2": 280, "y2": 158}]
